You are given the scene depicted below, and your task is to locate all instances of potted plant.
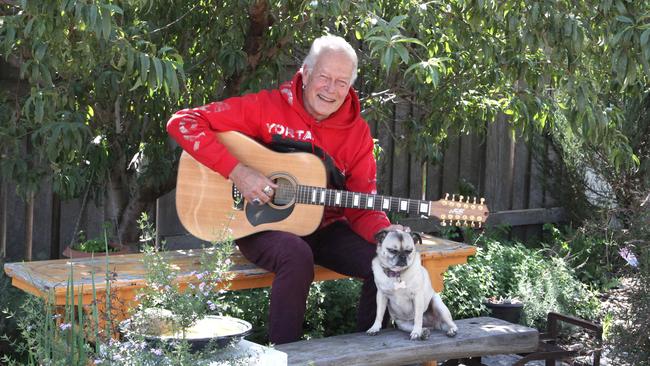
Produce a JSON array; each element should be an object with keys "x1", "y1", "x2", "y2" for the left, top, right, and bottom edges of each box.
[
  {"x1": 118, "y1": 213, "x2": 249, "y2": 354},
  {"x1": 484, "y1": 296, "x2": 524, "y2": 324},
  {"x1": 62, "y1": 230, "x2": 133, "y2": 258}
]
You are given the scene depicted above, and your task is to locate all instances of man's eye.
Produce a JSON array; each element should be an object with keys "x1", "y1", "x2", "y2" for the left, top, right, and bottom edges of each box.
[{"x1": 336, "y1": 80, "x2": 348, "y2": 88}]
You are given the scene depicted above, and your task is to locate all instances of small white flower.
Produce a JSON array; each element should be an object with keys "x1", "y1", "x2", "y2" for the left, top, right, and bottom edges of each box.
[{"x1": 59, "y1": 323, "x2": 72, "y2": 331}]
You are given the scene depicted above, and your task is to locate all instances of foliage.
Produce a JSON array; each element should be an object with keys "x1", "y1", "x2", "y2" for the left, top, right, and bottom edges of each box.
[
  {"x1": 71, "y1": 230, "x2": 117, "y2": 253},
  {"x1": 607, "y1": 248, "x2": 650, "y2": 365},
  {"x1": 600, "y1": 189, "x2": 650, "y2": 365},
  {"x1": 1, "y1": 214, "x2": 248, "y2": 365},
  {"x1": 1, "y1": 0, "x2": 647, "y2": 247},
  {"x1": 132, "y1": 213, "x2": 235, "y2": 332},
  {"x1": 0, "y1": 259, "x2": 30, "y2": 361},
  {"x1": 0, "y1": 263, "x2": 103, "y2": 366},
  {"x1": 544, "y1": 223, "x2": 624, "y2": 289},
  {"x1": 441, "y1": 233, "x2": 600, "y2": 328},
  {"x1": 221, "y1": 279, "x2": 361, "y2": 345},
  {"x1": 318, "y1": 279, "x2": 362, "y2": 337},
  {"x1": 220, "y1": 288, "x2": 271, "y2": 345}
]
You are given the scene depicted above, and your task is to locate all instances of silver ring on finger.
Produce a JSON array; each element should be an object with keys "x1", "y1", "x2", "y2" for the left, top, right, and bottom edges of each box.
[
  {"x1": 263, "y1": 185, "x2": 273, "y2": 196},
  {"x1": 252, "y1": 197, "x2": 261, "y2": 205}
]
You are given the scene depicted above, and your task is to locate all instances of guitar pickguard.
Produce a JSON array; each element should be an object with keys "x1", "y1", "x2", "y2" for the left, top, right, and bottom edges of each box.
[{"x1": 245, "y1": 202, "x2": 295, "y2": 226}]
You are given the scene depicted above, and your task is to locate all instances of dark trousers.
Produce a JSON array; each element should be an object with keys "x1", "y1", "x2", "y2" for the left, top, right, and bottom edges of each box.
[{"x1": 235, "y1": 221, "x2": 378, "y2": 344}]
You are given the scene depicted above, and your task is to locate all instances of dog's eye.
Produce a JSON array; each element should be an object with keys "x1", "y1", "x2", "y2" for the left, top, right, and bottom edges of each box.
[
  {"x1": 388, "y1": 249, "x2": 399, "y2": 255},
  {"x1": 404, "y1": 250, "x2": 413, "y2": 255}
]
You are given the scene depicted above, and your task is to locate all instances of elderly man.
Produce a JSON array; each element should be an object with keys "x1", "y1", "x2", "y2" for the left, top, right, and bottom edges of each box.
[{"x1": 167, "y1": 35, "x2": 405, "y2": 344}]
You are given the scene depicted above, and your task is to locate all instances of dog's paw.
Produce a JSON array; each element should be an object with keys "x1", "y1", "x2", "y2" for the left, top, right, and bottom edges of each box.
[
  {"x1": 409, "y1": 328, "x2": 428, "y2": 340},
  {"x1": 366, "y1": 324, "x2": 381, "y2": 336},
  {"x1": 446, "y1": 327, "x2": 457, "y2": 337},
  {"x1": 419, "y1": 328, "x2": 431, "y2": 340},
  {"x1": 445, "y1": 324, "x2": 458, "y2": 337}
]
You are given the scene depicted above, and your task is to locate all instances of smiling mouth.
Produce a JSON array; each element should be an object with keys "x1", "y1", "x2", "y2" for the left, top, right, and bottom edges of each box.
[{"x1": 317, "y1": 94, "x2": 336, "y2": 103}]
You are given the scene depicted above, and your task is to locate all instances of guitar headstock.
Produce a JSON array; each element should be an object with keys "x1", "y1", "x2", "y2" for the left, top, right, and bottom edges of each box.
[{"x1": 430, "y1": 193, "x2": 490, "y2": 228}]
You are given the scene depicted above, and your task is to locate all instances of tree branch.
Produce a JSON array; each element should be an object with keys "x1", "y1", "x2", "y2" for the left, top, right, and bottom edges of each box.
[{"x1": 224, "y1": 0, "x2": 272, "y2": 97}]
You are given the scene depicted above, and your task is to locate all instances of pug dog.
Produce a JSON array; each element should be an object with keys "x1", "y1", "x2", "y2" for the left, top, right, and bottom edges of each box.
[{"x1": 366, "y1": 229, "x2": 458, "y2": 340}]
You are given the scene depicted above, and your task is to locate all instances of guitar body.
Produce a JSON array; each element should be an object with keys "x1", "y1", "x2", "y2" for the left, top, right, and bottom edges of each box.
[{"x1": 176, "y1": 132, "x2": 326, "y2": 242}]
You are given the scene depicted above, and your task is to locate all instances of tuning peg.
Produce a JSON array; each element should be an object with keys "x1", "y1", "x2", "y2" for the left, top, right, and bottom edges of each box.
[
  {"x1": 445, "y1": 193, "x2": 450, "y2": 200},
  {"x1": 440, "y1": 220, "x2": 447, "y2": 227},
  {"x1": 459, "y1": 195, "x2": 464, "y2": 202},
  {"x1": 473, "y1": 197, "x2": 477, "y2": 204}
]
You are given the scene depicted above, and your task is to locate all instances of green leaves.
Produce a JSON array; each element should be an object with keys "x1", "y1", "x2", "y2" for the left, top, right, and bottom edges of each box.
[{"x1": 365, "y1": 14, "x2": 427, "y2": 74}]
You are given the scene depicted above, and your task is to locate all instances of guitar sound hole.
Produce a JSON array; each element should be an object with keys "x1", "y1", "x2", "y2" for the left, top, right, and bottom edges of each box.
[{"x1": 270, "y1": 175, "x2": 296, "y2": 207}]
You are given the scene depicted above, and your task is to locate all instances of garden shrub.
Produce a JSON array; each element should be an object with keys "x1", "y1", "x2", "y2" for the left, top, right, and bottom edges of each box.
[
  {"x1": 221, "y1": 288, "x2": 270, "y2": 344},
  {"x1": 441, "y1": 235, "x2": 600, "y2": 328},
  {"x1": 318, "y1": 279, "x2": 361, "y2": 337},
  {"x1": 607, "y1": 247, "x2": 650, "y2": 366},
  {"x1": 0, "y1": 260, "x2": 30, "y2": 362},
  {"x1": 221, "y1": 278, "x2": 360, "y2": 344},
  {"x1": 544, "y1": 223, "x2": 624, "y2": 289}
]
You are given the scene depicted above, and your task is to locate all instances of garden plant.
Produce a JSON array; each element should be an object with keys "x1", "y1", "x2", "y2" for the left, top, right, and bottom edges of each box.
[{"x1": 0, "y1": 0, "x2": 649, "y2": 364}]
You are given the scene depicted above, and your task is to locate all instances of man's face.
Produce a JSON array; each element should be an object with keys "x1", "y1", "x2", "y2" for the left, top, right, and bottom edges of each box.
[{"x1": 302, "y1": 50, "x2": 355, "y2": 121}]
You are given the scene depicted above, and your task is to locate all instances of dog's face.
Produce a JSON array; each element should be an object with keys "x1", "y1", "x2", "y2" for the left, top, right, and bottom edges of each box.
[{"x1": 375, "y1": 230, "x2": 418, "y2": 271}]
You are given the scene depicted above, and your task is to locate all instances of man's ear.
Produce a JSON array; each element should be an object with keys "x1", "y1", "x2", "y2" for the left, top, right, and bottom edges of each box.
[
  {"x1": 374, "y1": 229, "x2": 389, "y2": 244},
  {"x1": 301, "y1": 66, "x2": 311, "y2": 83}
]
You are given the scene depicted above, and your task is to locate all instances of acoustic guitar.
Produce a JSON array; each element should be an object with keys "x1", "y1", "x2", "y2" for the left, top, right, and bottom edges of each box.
[{"x1": 175, "y1": 131, "x2": 490, "y2": 242}]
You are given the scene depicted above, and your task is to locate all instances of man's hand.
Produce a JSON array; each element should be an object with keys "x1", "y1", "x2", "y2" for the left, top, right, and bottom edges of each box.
[{"x1": 229, "y1": 163, "x2": 278, "y2": 205}]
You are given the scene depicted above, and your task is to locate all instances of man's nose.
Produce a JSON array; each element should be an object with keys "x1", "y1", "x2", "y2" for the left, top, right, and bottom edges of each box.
[{"x1": 325, "y1": 80, "x2": 336, "y2": 93}]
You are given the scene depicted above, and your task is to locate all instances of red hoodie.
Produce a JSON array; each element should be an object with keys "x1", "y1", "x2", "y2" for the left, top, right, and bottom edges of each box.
[{"x1": 166, "y1": 72, "x2": 390, "y2": 243}]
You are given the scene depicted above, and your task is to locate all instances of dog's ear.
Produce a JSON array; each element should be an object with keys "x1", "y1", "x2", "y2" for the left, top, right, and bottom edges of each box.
[
  {"x1": 410, "y1": 232, "x2": 422, "y2": 245},
  {"x1": 374, "y1": 229, "x2": 389, "y2": 244}
]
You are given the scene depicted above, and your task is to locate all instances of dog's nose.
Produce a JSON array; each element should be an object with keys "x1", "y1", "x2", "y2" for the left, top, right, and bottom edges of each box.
[{"x1": 397, "y1": 255, "x2": 408, "y2": 266}]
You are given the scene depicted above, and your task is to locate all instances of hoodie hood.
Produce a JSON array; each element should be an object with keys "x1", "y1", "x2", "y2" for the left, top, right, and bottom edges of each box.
[{"x1": 280, "y1": 72, "x2": 362, "y2": 130}]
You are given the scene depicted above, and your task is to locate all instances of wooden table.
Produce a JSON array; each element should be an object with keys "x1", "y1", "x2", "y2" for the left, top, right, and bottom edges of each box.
[{"x1": 3, "y1": 234, "x2": 475, "y2": 324}]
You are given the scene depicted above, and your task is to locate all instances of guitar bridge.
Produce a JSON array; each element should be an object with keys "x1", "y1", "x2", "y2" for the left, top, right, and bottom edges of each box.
[{"x1": 232, "y1": 184, "x2": 244, "y2": 210}]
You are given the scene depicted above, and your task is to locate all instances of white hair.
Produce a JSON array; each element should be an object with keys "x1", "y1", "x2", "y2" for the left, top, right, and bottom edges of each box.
[{"x1": 302, "y1": 35, "x2": 358, "y2": 84}]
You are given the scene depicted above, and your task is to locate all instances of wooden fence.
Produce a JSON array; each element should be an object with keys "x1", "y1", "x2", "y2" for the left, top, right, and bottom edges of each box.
[{"x1": 0, "y1": 105, "x2": 565, "y2": 262}]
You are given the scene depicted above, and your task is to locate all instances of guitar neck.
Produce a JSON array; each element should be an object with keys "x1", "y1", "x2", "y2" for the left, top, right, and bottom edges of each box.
[{"x1": 295, "y1": 185, "x2": 431, "y2": 216}]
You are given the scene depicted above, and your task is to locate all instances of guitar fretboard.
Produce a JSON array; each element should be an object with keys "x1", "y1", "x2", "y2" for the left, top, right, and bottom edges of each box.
[{"x1": 293, "y1": 185, "x2": 431, "y2": 216}]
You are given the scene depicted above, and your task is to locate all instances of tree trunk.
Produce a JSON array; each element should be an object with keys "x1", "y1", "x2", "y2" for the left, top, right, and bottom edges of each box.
[{"x1": 224, "y1": 0, "x2": 272, "y2": 97}]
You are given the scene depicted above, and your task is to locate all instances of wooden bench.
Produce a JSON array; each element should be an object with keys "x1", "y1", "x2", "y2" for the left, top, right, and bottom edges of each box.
[
  {"x1": 275, "y1": 316, "x2": 539, "y2": 366},
  {"x1": 3, "y1": 234, "x2": 476, "y2": 325}
]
